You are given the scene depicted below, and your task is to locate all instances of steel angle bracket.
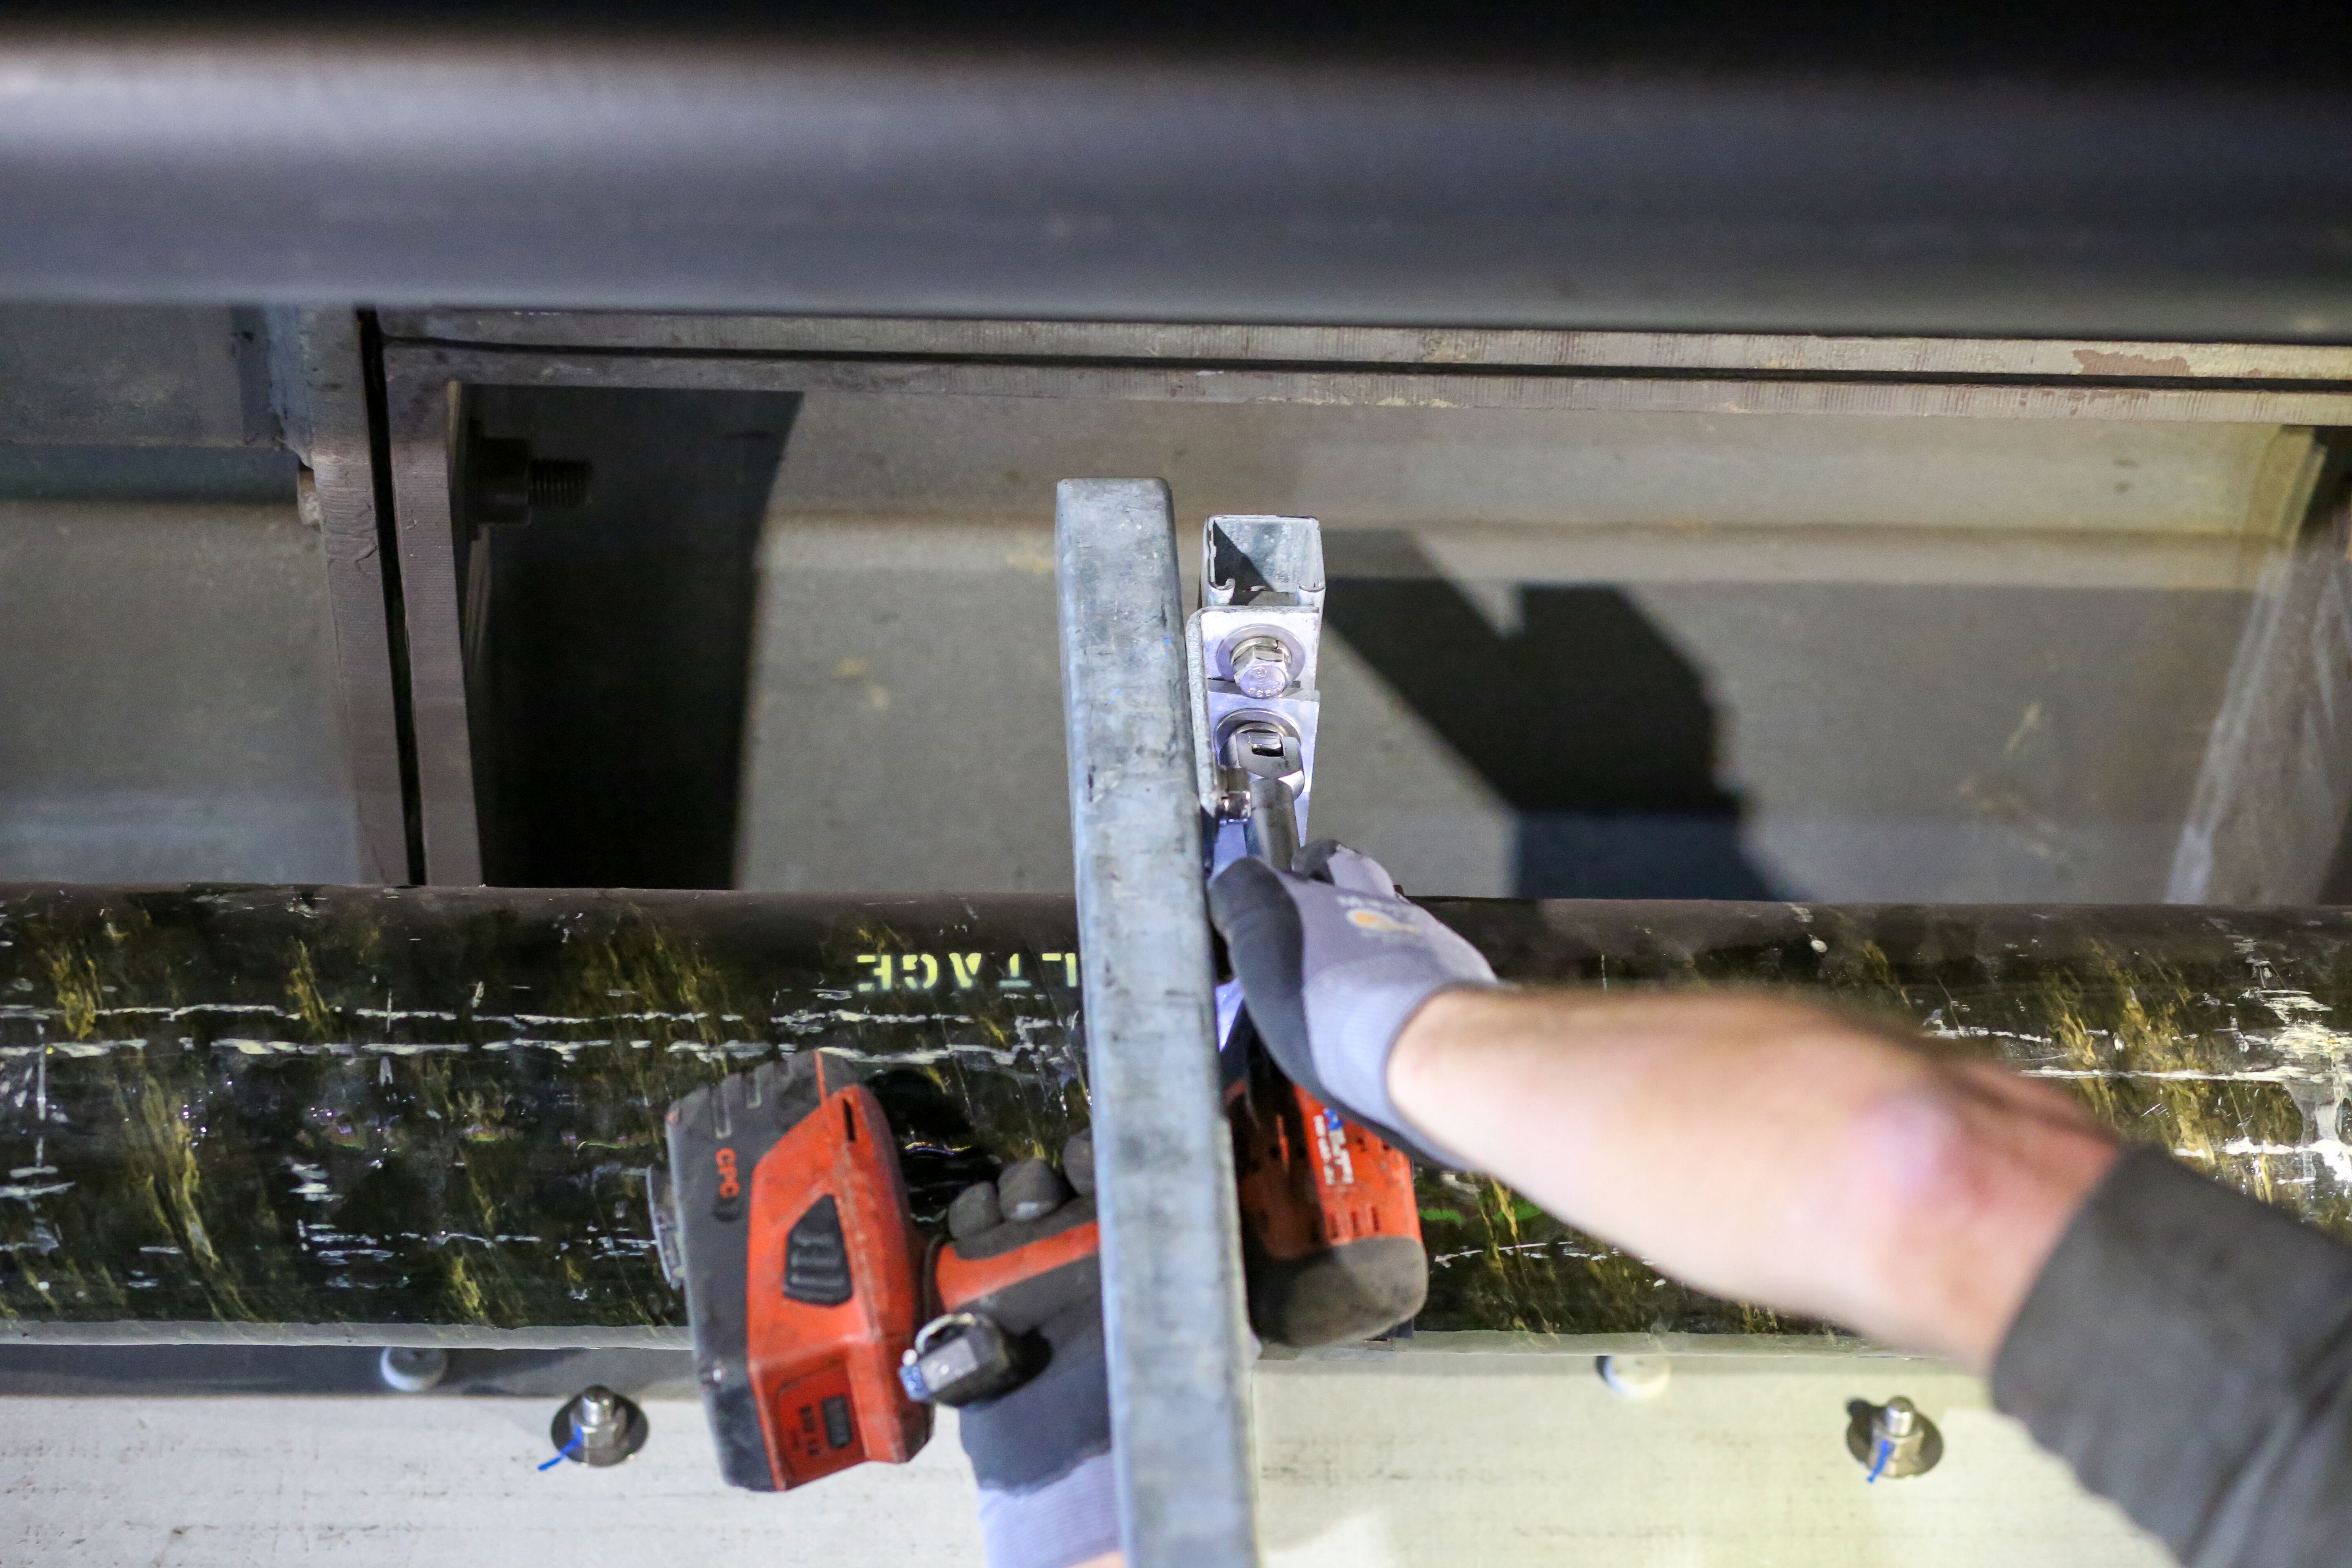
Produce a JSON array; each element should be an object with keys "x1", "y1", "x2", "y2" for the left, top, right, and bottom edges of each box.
[{"x1": 1186, "y1": 514, "x2": 1326, "y2": 875}]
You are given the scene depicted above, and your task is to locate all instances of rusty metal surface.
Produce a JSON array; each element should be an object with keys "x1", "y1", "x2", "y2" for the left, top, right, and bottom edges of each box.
[
  {"x1": 4, "y1": 885, "x2": 2350, "y2": 1341},
  {"x1": 381, "y1": 343, "x2": 2352, "y2": 427},
  {"x1": 383, "y1": 311, "x2": 2352, "y2": 383}
]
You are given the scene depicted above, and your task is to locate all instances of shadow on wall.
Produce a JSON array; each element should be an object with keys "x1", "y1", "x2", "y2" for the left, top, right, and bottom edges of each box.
[{"x1": 1324, "y1": 533, "x2": 1778, "y2": 900}]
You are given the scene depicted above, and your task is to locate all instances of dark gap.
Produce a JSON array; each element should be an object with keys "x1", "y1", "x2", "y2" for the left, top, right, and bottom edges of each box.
[
  {"x1": 357, "y1": 310, "x2": 428, "y2": 886},
  {"x1": 461, "y1": 385, "x2": 797, "y2": 889}
]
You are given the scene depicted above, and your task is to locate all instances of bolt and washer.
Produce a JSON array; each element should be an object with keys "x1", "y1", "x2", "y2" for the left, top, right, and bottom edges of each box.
[
  {"x1": 1846, "y1": 1394, "x2": 1944, "y2": 1479},
  {"x1": 1227, "y1": 634, "x2": 1296, "y2": 699},
  {"x1": 548, "y1": 1383, "x2": 650, "y2": 1467}
]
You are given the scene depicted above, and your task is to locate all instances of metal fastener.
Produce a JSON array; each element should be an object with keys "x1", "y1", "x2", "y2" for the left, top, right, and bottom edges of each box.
[
  {"x1": 549, "y1": 1384, "x2": 650, "y2": 1467},
  {"x1": 378, "y1": 1346, "x2": 448, "y2": 1393},
  {"x1": 1227, "y1": 634, "x2": 1296, "y2": 699},
  {"x1": 1595, "y1": 1354, "x2": 1671, "y2": 1400},
  {"x1": 1846, "y1": 1395, "x2": 1943, "y2": 1479}
]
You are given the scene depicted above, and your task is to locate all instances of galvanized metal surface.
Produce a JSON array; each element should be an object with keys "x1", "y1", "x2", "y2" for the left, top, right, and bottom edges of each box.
[
  {"x1": 1054, "y1": 479, "x2": 1259, "y2": 1567},
  {"x1": 7, "y1": 886, "x2": 2352, "y2": 1348}
]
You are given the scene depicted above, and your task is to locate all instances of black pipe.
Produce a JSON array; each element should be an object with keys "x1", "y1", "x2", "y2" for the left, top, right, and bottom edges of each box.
[
  {"x1": 2, "y1": 33, "x2": 2351, "y2": 338},
  {"x1": 2, "y1": 884, "x2": 2346, "y2": 1341}
]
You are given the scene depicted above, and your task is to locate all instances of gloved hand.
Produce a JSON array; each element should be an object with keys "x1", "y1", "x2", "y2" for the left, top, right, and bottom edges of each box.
[
  {"x1": 1208, "y1": 840, "x2": 1498, "y2": 1168},
  {"x1": 942, "y1": 1134, "x2": 1118, "y2": 1568}
]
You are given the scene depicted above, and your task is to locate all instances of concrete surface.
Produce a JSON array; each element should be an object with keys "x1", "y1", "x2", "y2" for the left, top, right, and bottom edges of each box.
[
  {"x1": 735, "y1": 514, "x2": 2246, "y2": 901},
  {"x1": 0, "y1": 306, "x2": 274, "y2": 450},
  {"x1": 0, "y1": 497, "x2": 359, "y2": 883},
  {"x1": 737, "y1": 391, "x2": 2278, "y2": 901},
  {"x1": 736, "y1": 519, "x2": 1511, "y2": 896},
  {"x1": 0, "y1": 1354, "x2": 2167, "y2": 1567}
]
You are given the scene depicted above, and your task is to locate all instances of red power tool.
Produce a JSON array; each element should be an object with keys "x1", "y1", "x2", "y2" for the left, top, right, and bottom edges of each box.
[
  {"x1": 652, "y1": 1044, "x2": 1423, "y2": 1492},
  {"x1": 651, "y1": 1053, "x2": 1101, "y2": 1491},
  {"x1": 1225, "y1": 1028, "x2": 1427, "y2": 1348}
]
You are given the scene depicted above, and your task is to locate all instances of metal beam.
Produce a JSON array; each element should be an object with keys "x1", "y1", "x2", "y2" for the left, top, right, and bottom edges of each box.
[
  {"x1": 264, "y1": 307, "x2": 416, "y2": 885},
  {"x1": 2170, "y1": 478, "x2": 2352, "y2": 903},
  {"x1": 1054, "y1": 480, "x2": 1259, "y2": 1568},
  {"x1": 379, "y1": 341, "x2": 2352, "y2": 426},
  {"x1": 380, "y1": 366, "x2": 483, "y2": 884},
  {"x1": 385, "y1": 311, "x2": 2352, "y2": 384}
]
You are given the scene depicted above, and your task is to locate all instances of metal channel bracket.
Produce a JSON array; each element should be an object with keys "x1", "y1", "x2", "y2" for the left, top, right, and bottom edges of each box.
[
  {"x1": 1055, "y1": 479, "x2": 1260, "y2": 1568},
  {"x1": 1187, "y1": 514, "x2": 1326, "y2": 875}
]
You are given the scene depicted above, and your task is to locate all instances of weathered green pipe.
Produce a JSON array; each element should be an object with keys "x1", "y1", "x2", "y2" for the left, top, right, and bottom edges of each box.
[{"x1": 2, "y1": 886, "x2": 2346, "y2": 1345}]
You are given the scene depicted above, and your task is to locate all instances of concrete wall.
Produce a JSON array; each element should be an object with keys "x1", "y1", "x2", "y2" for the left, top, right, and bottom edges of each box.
[
  {"x1": 0, "y1": 307, "x2": 361, "y2": 884},
  {"x1": 0, "y1": 1354, "x2": 2167, "y2": 1567},
  {"x1": 737, "y1": 395, "x2": 2274, "y2": 900},
  {"x1": 0, "y1": 492, "x2": 359, "y2": 884}
]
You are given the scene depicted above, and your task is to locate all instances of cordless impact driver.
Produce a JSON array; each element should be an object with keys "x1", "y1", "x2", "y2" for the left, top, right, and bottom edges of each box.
[{"x1": 651, "y1": 1037, "x2": 1424, "y2": 1492}]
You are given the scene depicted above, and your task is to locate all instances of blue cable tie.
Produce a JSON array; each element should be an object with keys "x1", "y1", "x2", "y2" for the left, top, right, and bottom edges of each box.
[
  {"x1": 1866, "y1": 1435, "x2": 1893, "y2": 1484},
  {"x1": 538, "y1": 1432, "x2": 584, "y2": 1472}
]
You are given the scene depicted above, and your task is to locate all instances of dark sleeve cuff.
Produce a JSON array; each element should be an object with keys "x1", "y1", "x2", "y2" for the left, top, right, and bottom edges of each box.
[{"x1": 1991, "y1": 1145, "x2": 2352, "y2": 1567}]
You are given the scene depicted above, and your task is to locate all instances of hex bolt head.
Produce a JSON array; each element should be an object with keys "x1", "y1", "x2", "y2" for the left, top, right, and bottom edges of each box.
[
  {"x1": 577, "y1": 1388, "x2": 620, "y2": 1436},
  {"x1": 1228, "y1": 635, "x2": 1296, "y2": 699},
  {"x1": 1846, "y1": 1395, "x2": 1944, "y2": 1479}
]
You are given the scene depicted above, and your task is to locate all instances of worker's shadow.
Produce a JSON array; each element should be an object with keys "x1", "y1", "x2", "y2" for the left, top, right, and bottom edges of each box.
[{"x1": 1324, "y1": 533, "x2": 1778, "y2": 900}]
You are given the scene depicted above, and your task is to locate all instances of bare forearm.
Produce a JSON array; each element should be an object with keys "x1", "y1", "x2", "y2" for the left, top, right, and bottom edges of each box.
[{"x1": 1386, "y1": 987, "x2": 2119, "y2": 1370}]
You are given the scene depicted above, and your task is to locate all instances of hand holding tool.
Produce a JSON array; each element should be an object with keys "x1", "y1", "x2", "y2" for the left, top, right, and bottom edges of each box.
[
  {"x1": 654, "y1": 1055, "x2": 1114, "y2": 1496},
  {"x1": 1210, "y1": 840, "x2": 1498, "y2": 1171}
]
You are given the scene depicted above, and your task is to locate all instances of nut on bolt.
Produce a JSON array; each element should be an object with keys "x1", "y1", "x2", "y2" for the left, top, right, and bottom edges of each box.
[
  {"x1": 550, "y1": 1384, "x2": 650, "y2": 1468},
  {"x1": 1846, "y1": 1395, "x2": 1943, "y2": 1479}
]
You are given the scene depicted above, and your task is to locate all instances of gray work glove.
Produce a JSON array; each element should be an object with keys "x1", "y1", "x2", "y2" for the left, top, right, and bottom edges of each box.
[
  {"x1": 1207, "y1": 840, "x2": 1497, "y2": 1168},
  {"x1": 945, "y1": 1136, "x2": 1118, "y2": 1568}
]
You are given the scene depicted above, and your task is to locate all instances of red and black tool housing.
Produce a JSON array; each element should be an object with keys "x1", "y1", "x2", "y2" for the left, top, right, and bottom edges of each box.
[
  {"x1": 662, "y1": 1054, "x2": 930, "y2": 1489},
  {"x1": 1225, "y1": 1023, "x2": 1428, "y2": 1347}
]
